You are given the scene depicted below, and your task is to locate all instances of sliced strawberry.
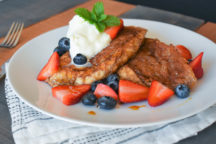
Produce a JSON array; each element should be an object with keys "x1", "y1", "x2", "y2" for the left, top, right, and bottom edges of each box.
[
  {"x1": 105, "y1": 19, "x2": 123, "y2": 40},
  {"x1": 37, "y1": 52, "x2": 59, "y2": 81},
  {"x1": 190, "y1": 52, "x2": 204, "y2": 79},
  {"x1": 175, "y1": 45, "x2": 192, "y2": 60},
  {"x1": 52, "y1": 85, "x2": 91, "y2": 105},
  {"x1": 72, "y1": 84, "x2": 92, "y2": 93},
  {"x1": 119, "y1": 80, "x2": 149, "y2": 103},
  {"x1": 94, "y1": 83, "x2": 118, "y2": 100},
  {"x1": 148, "y1": 81, "x2": 174, "y2": 107}
]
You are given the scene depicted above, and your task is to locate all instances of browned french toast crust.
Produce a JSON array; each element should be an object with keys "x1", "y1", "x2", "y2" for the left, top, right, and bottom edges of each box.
[
  {"x1": 118, "y1": 38, "x2": 197, "y2": 89},
  {"x1": 47, "y1": 26, "x2": 147, "y2": 87}
]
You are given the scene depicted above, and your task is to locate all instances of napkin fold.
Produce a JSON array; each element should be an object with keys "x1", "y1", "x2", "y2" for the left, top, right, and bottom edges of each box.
[{"x1": 4, "y1": 76, "x2": 216, "y2": 144}]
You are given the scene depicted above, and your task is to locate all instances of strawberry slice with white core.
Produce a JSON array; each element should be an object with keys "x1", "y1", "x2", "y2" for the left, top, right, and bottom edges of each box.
[
  {"x1": 148, "y1": 81, "x2": 174, "y2": 107},
  {"x1": 190, "y1": 52, "x2": 204, "y2": 79},
  {"x1": 94, "y1": 83, "x2": 118, "y2": 100},
  {"x1": 37, "y1": 52, "x2": 59, "y2": 81},
  {"x1": 119, "y1": 80, "x2": 149, "y2": 103},
  {"x1": 175, "y1": 45, "x2": 192, "y2": 60},
  {"x1": 52, "y1": 85, "x2": 91, "y2": 105},
  {"x1": 105, "y1": 19, "x2": 123, "y2": 40}
]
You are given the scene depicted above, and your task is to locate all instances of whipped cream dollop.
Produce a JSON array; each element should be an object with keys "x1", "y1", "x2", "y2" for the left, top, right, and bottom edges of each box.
[{"x1": 67, "y1": 15, "x2": 111, "y2": 65}]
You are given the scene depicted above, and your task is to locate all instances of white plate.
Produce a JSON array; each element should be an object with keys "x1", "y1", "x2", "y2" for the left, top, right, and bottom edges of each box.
[{"x1": 7, "y1": 19, "x2": 216, "y2": 128}]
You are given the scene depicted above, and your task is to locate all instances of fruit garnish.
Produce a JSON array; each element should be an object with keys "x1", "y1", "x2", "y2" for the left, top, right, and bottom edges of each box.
[
  {"x1": 189, "y1": 52, "x2": 204, "y2": 79},
  {"x1": 58, "y1": 37, "x2": 70, "y2": 51},
  {"x1": 81, "y1": 91, "x2": 97, "y2": 106},
  {"x1": 53, "y1": 46, "x2": 67, "y2": 56},
  {"x1": 106, "y1": 73, "x2": 119, "y2": 83},
  {"x1": 97, "y1": 96, "x2": 117, "y2": 110},
  {"x1": 105, "y1": 74, "x2": 119, "y2": 92},
  {"x1": 188, "y1": 59, "x2": 193, "y2": 63},
  {"x1": 73, "y1": 53, "x2": 87, "y2": 65},
  {"x1": 37, "y1": 51, "x2": 59, "y2": 81},
  {"x1": 54, "y1": 37, "x2": 70, "y2": 56},
  {"x1": 119, "y1": 80, "x2": 149, "y2": 103},
  {"x1": 105, "y1": 19, "x2": 123, "y2": 40},
  {"x1": 91, "y1": 80, "x2": 104, "y2": 92},
  {"x1": 106, "y1": 80, "x2": 119, "y2": 93},
  {"x1": 94, "y1": 83, "x2": 118, "y2": 100},
  {"x1": 52, "y1": 85, "x2": 91, "y2": 105},
  {"x1": 175, "y1": 45, "x2": 192, "y2": 60},
  {"x1": 148, "y1": 81, "x2": 174, "y2": 107},
  {"x1": 74, "y1": 2, "x2": 121, "y2": 32},
  {"x1": 175, "y1": 84, "x2": 190, "y2": 98}
]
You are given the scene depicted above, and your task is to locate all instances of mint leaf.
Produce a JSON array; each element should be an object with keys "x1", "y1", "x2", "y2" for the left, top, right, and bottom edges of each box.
[
  {"x1": 98, "y1": 14, "x2": 107, "y2": 22},
  {"x1": 92, "y1": 2, "x2": 104, "y2": 16},
  {"x1": 90, "y1": 12, "x2": 97, "y2": 22},
  {"x1": 103, "y1": 15, "x2": 120, "y2": 27},
  {"x1": 75, "y1": 8, "x2": 94, "y2": 24},
  {"x1": 95, "y1": 23, "x2": 106, "y2": 32},
  {"x1": 74, "y1": 2, "x2": 121, "y2": 32}
]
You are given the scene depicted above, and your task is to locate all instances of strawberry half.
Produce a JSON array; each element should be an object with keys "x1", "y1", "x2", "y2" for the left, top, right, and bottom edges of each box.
[
  {"x1": 148, "y1": 81, "x2": 174, "y2": 107},
  {"x1": 94, "y1": 83, "x2": 118, "y2": 100},
  {"x1": 119, "y1": 80, "x2": 149, "y2": 103},
  {"x1": 190, "y1": 52, "x2": 204, "y2": 79},
  {"x1": 175, "y1": 45, "x2": 192, "y2": 60},
  {"x1": 52, "y1": 85, "x2": 91, "y2": 105},
  {"x1": 105, "y1": 19, "x2": 123, "y2": 40},
  {"x1": 37, "y1": 52, "x2": 59, "y2": 81}
]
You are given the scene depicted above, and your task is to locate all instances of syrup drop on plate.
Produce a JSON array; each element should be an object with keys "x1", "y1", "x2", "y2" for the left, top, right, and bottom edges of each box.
[
  {"x1": 129, "y1": 105, "x2": 146, "y2": 110},
  {"x1": 88, "y1": 111, "x2": 96, "y2": 115}
]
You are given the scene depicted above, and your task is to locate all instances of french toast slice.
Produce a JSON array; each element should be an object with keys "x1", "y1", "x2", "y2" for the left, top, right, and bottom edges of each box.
[
  {"x1": 118, "y1": 38, "x2": 197, "y2": 89},
  {"x1": 47, "y1": 26, "x2": 147, "y2": 87}
]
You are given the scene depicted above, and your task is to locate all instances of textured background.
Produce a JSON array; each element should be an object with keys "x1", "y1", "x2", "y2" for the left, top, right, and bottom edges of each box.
[
  {"x1": 0, "y1": 0, "x2": 87, "y2": 36},
  {"x1": 118, "y1": 0, "x2": 216, "y2": 22}
]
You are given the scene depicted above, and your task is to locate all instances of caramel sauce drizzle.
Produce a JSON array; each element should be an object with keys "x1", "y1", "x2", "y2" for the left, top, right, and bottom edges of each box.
[
  {"x1": 88, "y1": 111, "x2": 96, "y2": 115},
  {"x1": 129, "y1": 105, "x2": 146, "y2": 110},
  {"x1": 178, "y1": 97, "x2": 192, "y2": 107}
]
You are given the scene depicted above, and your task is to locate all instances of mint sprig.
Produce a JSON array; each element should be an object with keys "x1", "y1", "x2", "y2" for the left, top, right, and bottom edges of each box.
[
  {"x1": 74, "y1": 2, "x2": 120, "y2": 32},
  {"x1": 92, "y1": 1, "x2": 104, "y2": 17}
]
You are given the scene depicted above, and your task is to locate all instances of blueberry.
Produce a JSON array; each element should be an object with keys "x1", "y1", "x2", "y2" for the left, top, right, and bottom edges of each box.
[
  {"x1": 58, "y1": 37, "x2": 70, "y2": 51},
  {"x1": 188, "y1": 59, "x2": 192, "y2": 63},
  {"x1": 107, "y1": 80, "x2": 119, "y2": 93},
  {"x1": 106, "y1": 74, "x2": 119, "y2": 83},
  {"x1": 175, "y1": 84, "x2": 190, "y2": 98},
  {"x1": 73, "y1": 54, "x2": 87, "y2": 65},
  {"x1": 105, "y1": 74, "x2": 119, "y2": 92},
  {"x1": 91, "y1": 80, "x2": 104, "y2": 92},
  {"x1": 97, "y1": 96, "x2": 117, "y2": 110},
  {"x1": 82, "y1": 92, "x2": 97, "y2": 106},
  {"x1": 53, "y1": 46, "x2": 67, "y2": 56}
]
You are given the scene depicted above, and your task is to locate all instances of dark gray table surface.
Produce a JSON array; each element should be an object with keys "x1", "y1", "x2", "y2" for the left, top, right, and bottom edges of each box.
[
  {"x1": 118, "y1": 0, "x2": 216, "y2": 23},
  {"x1": 121, "y1": 5, "x2": 204, "y2": 31},
  {"x1": 1, "y1": 1, "x2": 216, "y2": 144},
  {"x1": 0, "y1": 0, "x2": 87, "y2": 37}
]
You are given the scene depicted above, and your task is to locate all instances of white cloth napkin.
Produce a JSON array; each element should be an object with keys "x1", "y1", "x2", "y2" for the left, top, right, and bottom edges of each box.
[{"x1": 4, "y1": 77, "x2": 216, "y2": 144}]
